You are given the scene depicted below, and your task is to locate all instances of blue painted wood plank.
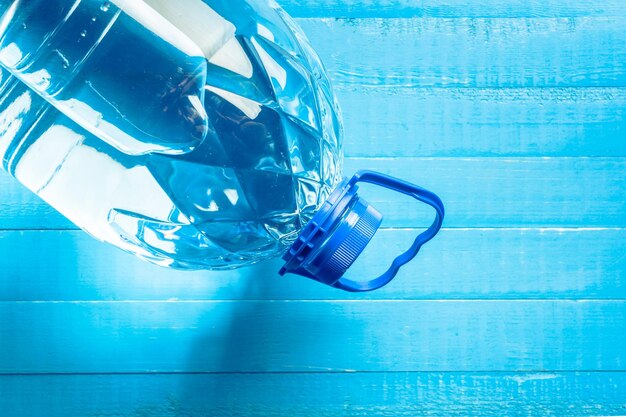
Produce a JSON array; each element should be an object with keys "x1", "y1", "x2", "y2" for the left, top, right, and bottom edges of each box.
[
  {"x1": 1, "y1": 228, "x2": 624, "y2": 301},
  {"x1": 2, "y1": 372, "x2": 626, "y2": 416},
  {"x1": 1, "y1": 157, "x2": 624, "y2": 229},
  {"x1": 1, "y1": 301, "x2": 625, "y2": 373},
  {"x1": 283, "y1": 1, "x2": 626, "y2": 18},
  {"x1": 299, "y1": 17, "x2": 626, "y2": 88},
  {"x1": 341, "y1": 88, "x2": 626, "y2": 157},
  {"x1": 0, "y1": 173, "x2": 65, "y2": 229}
]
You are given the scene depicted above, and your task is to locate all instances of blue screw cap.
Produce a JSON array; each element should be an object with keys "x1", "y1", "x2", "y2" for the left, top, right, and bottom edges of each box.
[{"x1": 280, "y1": 170, "x2": 445, "y2": 292}]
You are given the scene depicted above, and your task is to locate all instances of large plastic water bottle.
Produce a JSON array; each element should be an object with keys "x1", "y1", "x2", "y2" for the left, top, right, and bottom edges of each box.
[{"x1": 0, "y1": 0, "x2": 444, "y2": 291}]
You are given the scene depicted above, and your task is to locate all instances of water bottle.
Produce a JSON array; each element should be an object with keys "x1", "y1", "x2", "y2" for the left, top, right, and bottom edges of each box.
[{"x1": 0, "y1": 0, "x2": 444, "y2": 291}]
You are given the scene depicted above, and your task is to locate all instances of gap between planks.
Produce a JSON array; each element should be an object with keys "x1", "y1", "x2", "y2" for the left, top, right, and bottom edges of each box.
[
  {"x1": 2, "y1": 299, "x2": 626, "y2": 304},
  {"x1": 4, "y1": 369, "x2": 626, "y2": 376}
]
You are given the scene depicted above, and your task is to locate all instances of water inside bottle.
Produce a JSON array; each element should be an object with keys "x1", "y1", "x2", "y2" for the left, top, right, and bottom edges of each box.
[
  {"x1": 0, "y1": 0, "x2": 343, "y2": 269},
  {"x1": 0, "y1": 0, "x2": 209, "y2": 155}
]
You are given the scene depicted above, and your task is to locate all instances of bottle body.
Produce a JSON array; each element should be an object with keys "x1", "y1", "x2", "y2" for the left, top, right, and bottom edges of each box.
[{"x1": 0, "y1": 0, "x2": 343, "y2": 269}]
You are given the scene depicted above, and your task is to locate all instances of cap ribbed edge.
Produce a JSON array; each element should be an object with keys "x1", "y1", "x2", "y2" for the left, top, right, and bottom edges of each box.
[{"x1": 324, "y1": 199, "x2": 382, "y2": 278}]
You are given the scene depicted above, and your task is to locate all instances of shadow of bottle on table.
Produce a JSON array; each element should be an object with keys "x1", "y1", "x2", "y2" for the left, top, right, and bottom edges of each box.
[{"x1": 178, "y1": 259, "x2": 355, "y2": 416}]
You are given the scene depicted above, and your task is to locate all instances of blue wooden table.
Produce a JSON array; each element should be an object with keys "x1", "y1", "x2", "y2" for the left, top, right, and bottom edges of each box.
[{"x1": 2, "y1": 1, "x2": 626, "y2": 415}]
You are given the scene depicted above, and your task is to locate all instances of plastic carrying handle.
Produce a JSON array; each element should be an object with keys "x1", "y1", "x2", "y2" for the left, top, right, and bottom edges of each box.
[{"x1": 334, "y1": 170, "x2": 445, "y2": 292}]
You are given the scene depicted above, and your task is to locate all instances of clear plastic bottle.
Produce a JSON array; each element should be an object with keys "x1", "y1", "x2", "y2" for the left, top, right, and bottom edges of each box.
[
  {"x1": 0, "y1": 0, "x2": 343, "y2": 269},
  {"x1": 0, "y1": 0, "x2": 443, "y2": 291}
]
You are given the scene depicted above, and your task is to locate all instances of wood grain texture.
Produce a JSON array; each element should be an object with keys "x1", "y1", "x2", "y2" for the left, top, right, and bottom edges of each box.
[
  {"x1": 283, "y1": 0, "x2": 626, "y2": 18},
  {"x1": 1, "y1": 228, "x2": 624, "y2": 301},
  {"x1": 300, "y1": 17, "x2": 626, "y2": 88},
  {"x1": 340, "y1": 88, "x2": 626, "y2": 157},
  {"x1": 2, "y1": 300, "x2": 625, "y2": 373},
  {"x1": 1, "y1": 157, "x2": 624, "y2": 229},
  {"x1": 2, "y1": 372, "x2": 626, "y2": 416}
]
